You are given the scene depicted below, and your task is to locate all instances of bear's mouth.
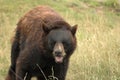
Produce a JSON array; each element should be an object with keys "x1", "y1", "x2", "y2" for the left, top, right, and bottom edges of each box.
[
  {"x1": 55, "y1": 56, "x2": 64, "y2": 63},
  {"x1": 53, "y1": 42, "x2": 66, "y2": 63}
]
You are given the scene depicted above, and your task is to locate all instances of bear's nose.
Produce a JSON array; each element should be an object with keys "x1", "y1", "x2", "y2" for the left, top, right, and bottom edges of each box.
[{"x1": 55, "y1": 51, "x2": 62, "y2": 57}]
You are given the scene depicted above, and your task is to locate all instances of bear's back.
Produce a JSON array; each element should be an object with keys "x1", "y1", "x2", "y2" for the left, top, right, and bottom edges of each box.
[
  {"x1": 17, "y1": 6, "x2": 64, "y2": 36},
  {"x1": 18, "y1": 6, "x2": 63, "y2": 28},
  {"x1": 17, "y1": 6, "x2": 66, "y2": 48}
]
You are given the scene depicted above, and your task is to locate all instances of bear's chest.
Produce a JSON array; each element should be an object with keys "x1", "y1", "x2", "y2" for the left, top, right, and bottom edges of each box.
[{"x1": 29, "y1": 64, "x2": 53, "y2": 78}]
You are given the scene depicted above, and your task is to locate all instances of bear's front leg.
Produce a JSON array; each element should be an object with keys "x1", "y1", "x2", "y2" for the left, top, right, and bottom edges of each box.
[
  {"x1": 53, "y1": 60, "x2": 69, "y2": 80},
  {"x1": 15, "y1": 48, "x2": 33, "y2": 80}
]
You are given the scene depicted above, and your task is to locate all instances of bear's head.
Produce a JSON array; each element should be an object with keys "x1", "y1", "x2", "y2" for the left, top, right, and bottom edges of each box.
[{"x1": 43, "y1": 21, "x2": 77, "y2": 63}]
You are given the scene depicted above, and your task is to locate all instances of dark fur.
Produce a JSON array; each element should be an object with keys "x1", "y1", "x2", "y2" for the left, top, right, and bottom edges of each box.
[{"x1": 6, "y1": 6, "x2": 77, "y2": 80}]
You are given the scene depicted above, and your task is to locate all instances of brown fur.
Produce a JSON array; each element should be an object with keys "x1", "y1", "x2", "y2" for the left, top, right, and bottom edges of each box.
[
  {"x1": 17, "y1": 6, "x2": 72, "y2": 50},
  {"x1": 6, "y1": 6, "x2": 77, "y2": 80}
]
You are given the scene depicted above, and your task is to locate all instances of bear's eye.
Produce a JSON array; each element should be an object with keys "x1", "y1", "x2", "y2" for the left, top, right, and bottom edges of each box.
[
  {"x1": 62, "y1": 41, "x2": 70, "y2": 50},
  {"x1": 62, "y1": 41, "x2": 70, "y2": 46},
  {"x1": 48, "y1": 39, "x2": 56, "y2": 49},
  {"x1": 51, "y1": 41, "x2": 55, "y2": 46},
  {"x1": 50, "y1": 40, "x2": 56, "y2": 47}
]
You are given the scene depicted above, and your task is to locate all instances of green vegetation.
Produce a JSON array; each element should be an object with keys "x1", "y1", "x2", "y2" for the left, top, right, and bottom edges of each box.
[{"x1": 0, "y1": 0, "x2": 120, "y2": 80}]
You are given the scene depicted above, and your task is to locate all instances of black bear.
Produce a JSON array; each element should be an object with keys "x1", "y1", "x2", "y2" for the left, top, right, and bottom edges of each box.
[{"x1": 6, "y1": 6, "x2": 77, "y2": 80}]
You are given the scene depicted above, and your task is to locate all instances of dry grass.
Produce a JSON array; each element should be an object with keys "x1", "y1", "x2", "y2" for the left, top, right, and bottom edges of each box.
[{"x1": 67, "y1": 14, "x2": 120, "y2": 80}]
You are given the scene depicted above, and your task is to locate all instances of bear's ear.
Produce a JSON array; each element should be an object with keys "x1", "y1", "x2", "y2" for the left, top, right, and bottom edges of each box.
[{"x1": 71, "y1": 24, "x2": 77, "y2": 36}]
